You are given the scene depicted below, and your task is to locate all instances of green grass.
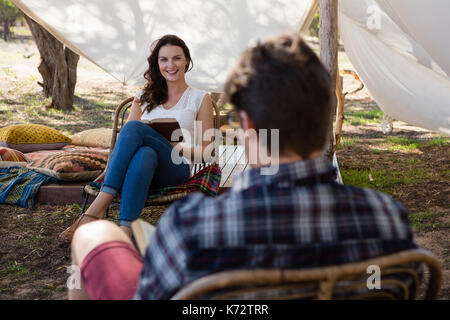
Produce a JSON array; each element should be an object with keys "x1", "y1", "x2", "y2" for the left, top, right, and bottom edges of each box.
[
  {"x1": 0, "y1": 66, "x2": 18, "y2": 79},
  {"x1": 222, "y1": 103, "x2": 234, "y2": 111},
  {"x1": 440, "y1": 169, "x2": 450, "y2": 177},
  {"x1": 346, "y1": 109, "x2": 384, "y2": 120},
  {"x1": 0, "y1": 261, "x2": 65, "y2": 297},
  {"x1": 382, "y1": 136, "x2": 449, "y2": 151},
  {"x1": 9, "y1": 26, "x2": 32, "y2": 37},
  {"x1": 52, "y1": 204, "x2": 83, "y2": 223},
  {"x1": 0, "y1": 108, "x2": 15, "y2": 122},
  {"x1": 406, "y1": 158, "x2": 422, "y2": 165},
  {"x1": 385, "y1": 137, "x2": 421, "y2": 151},
  {"x1": 37, "y1": 285, "x2": 66, "y2": 295},
  {"x1": 0, "y1": 91, "x2": 118, "y2": 134},
  {"x1": 0, "y1": 262, "x2": 37, "y2": 281},
  {"x1": 342, "y1": 168, "x2": 396, "y2": 193},
  {"x1": 341, "y1": 167, "x2": 431, "y2": 193},
  {"x1": 337, "y1": 137, "x2": 359, "y2": 150},
  {"x1": 344, "y1": 109, "x2": 384, "y2": 126},
  {"x1": 408, "y1": 211, "x2": 446, "y2": 232},
  {"x1": 425, "y1": 137, "x2": 449, "y2": 147},
  {"x1": 401, "y1": 168, "x2": 430, "y2": 185},
  {"x1": 31, "y1": 234, "x2": 46, "y2": 243}
]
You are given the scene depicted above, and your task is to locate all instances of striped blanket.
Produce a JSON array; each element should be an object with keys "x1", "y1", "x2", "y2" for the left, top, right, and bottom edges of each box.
[
  {"x1": 0, "y1": 167, "x2": 58, "y2": 208},
  {"x1": 89, "y1": 163, "x2": 222, "y2": 200}
]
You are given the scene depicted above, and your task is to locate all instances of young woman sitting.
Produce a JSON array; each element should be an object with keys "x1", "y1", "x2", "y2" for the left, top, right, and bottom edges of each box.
[{"x1": 59, "y1": 34, "x2": 215, "y2": 241}]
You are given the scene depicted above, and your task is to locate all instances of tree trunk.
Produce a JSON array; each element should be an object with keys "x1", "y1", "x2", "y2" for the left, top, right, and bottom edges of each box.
[
  {"x1": 3, "y1": 20, "x2": 9, "y2": 41},
  {"x1": 24, "y1": 15, "x2": 79, "y2": 110},
  {"x1": 319, "y1": 0, "x2": 338, "y2": 161}
]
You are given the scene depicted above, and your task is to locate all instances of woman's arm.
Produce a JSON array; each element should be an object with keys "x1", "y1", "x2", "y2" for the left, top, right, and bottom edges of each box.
[
  {"x1": 126, "y1": 97, "x2": 144, "y2": 122},
  {"x1": 174, "y1": 93, "x2": 215, "y2": 163},
  {"x1": 196, "y1": 93, "x2": 215, "y2": 151}
]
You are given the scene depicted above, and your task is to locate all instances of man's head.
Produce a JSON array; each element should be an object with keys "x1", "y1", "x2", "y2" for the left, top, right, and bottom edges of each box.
[{"x1": 224, "y1": 33, "x2": 332, "y2": 160}]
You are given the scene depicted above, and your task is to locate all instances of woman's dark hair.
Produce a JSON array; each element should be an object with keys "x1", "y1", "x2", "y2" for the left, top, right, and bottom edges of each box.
[
  {"x1": 224, "y1": 33, "x2": 332, "y2": 159},
  {"x1": 140, "y1": 35, "x2": 193, "y2": 112}
]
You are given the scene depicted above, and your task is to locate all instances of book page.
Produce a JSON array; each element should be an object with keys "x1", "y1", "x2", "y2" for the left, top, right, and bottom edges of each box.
[{"x1": 150, "y1": 118, "x2": 178, "y2": 123}]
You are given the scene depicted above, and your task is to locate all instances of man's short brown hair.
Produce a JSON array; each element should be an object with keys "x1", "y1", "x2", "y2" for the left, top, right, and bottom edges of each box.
[{"x1": 224, "y1": 33, "x2": 332, "y2": 159}]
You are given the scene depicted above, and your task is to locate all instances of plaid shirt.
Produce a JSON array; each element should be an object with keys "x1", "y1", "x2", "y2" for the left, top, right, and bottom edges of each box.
[{"x1": 133, "y1": 157, "x2": 417, "y2": 299}]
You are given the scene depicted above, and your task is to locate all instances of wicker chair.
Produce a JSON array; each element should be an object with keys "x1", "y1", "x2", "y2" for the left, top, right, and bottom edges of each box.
[
  {"x1": 80, "y1": 96, "x2": 221, "y2": 213},
  {"x1": 171, "y1": 249, "x2": 442, "y2": 300}
]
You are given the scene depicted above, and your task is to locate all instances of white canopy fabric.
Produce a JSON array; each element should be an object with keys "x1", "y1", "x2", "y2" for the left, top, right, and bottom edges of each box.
[
  {"x1": 339, "y1": 0, "x2": 450, "y2": 135},
  {"x1": 12, "y1": 0, "x2": 315, "y2": 92},
  {"x1": 11, "y1": 0, "x2": 450, "y2": 134}
]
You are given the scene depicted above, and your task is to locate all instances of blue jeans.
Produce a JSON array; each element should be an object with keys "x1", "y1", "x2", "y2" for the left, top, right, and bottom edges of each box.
[{"x1": 100, "y1": 120, "x2": 190, "y2": 227}]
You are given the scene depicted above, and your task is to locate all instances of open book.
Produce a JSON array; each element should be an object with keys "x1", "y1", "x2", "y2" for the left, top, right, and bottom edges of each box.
[
  {"x1": 131, "y1": 219, "x2": 156, "y2": 257},
  {"x1": 140, "y1": 118, "x2": 182, "y2": 142}
]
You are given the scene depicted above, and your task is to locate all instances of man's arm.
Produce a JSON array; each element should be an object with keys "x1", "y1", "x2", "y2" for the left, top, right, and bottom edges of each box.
[{"x1": 132, "y1": 194, "x2": 204, "y2": 299}]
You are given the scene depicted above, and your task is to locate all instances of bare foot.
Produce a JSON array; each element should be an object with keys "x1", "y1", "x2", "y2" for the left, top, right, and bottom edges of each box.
[{"x1": 58, "y1": 214, "x2": 99, "y2": 242}]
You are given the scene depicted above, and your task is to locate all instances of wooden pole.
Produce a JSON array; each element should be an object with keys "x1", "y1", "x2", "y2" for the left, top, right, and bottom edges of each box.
[
  {"x1": 335, "y1": 73, "x2": 345, "y2": 149},
  {"x1": 319, "y1": 0, "x2": 339, "y2": 160},
  {"x1": 299, "y1": 0, "x2": 319, "y2": 34}
]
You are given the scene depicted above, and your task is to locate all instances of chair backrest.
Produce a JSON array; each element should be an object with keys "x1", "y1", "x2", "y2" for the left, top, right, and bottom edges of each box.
[
  {"x1": 109, "y1": 97, "x2": 134, "y2": 155},
  {"x1": 171, "y1": 249, "x2": 442, "y2": 300}
]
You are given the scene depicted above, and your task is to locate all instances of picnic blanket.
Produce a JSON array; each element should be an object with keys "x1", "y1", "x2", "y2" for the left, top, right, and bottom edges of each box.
[
  {"x1": 88, "y1": 163, "x2": 222, "y2": 201},
  {"x1": 148, "y1": 163, "x2": 222, "y2": 200},
  {"x1": 0, "y1": 167, "x2": 58, "y2": 208}
]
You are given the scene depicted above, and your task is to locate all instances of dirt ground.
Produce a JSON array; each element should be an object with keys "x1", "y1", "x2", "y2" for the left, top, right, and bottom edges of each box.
[
  {"x1": 336, "y1": 119, "x2": 450, "y2": 300},
  {"x1": 0, "y1": 39, "x2": 448, "y2": 300}
]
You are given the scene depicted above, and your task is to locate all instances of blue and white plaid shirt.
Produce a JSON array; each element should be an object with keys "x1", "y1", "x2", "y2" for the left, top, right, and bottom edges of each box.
[{"x1": 133, "y1": 157, "x2": 417, "y2": 299}]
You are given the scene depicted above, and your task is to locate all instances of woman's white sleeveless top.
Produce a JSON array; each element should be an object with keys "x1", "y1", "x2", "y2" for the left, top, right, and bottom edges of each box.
[
  {"x1": 136, "y1": 86, "x2": 207, "y2": 171},
  {"x1": 137, "y1": 86, "x2": 206, "y2": 147}
]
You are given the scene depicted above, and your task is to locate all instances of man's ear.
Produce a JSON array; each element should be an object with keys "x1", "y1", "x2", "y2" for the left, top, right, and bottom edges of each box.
[{"x1": 239, "y1": 110, "x2": 255, "y2": 131}]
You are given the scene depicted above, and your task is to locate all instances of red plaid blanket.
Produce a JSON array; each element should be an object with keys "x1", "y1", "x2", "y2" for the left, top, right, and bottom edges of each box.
[{"x1": 88, "y1": 163, "x2": 221, "y2": 200}]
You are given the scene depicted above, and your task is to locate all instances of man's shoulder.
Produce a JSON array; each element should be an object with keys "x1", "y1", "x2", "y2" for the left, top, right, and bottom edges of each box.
[{"x1": 164, "y1": 182, "x2": 408, "y2": 221}]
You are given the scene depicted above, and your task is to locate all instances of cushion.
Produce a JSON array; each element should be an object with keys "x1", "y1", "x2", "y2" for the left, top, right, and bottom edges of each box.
[
  {"x1": 0, "y1": 161, "x2": 27, "y2": 168},
  {"x1": 28, "y1": 150, "x2": 109, "y2": 181},
  {"x1": 71, "y1": 128, "x2": 112, "y2": 149},
  {"x1": 0, "y1": 147, "x2": 28, "y2": 162},
  {"x1": 23, "y1": 145, "x2": 108, "y2": 164},
  {"x1": 0, "y1": 124, "x2": 71, "y2": 153}
]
